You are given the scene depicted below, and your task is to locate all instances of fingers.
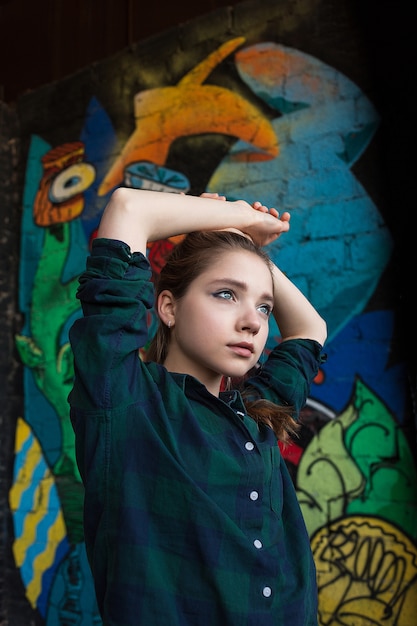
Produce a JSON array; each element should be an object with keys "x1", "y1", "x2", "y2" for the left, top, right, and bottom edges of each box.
[
  {"x1": 252, "y1": 201, "x2": 291, "y2": 223},
  {"x1": 252, "y1": 201, "x2": 269, "y2": 213},
  {"x1": 200, "y1": 192, "x2": 226, "y2": 201}
]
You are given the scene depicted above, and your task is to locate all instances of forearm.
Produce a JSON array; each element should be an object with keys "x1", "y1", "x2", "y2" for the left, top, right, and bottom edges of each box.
[
  {"x1": 271, "y1": 264, "x2": 327, "y2": 346},
  {"x1": 97, "y1": 188, "x2": 289, "y2": 254},
  {"x1": 98, "y1": 189, "x2": 246, "y2": 253}
]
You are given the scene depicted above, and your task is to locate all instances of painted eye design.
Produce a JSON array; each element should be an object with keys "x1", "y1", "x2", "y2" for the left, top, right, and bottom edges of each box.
[{"x1": 48, "y1": 162, "x2": 96, "y2": 203}]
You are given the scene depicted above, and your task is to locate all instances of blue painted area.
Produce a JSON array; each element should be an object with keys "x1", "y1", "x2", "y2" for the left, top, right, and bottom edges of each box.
[
  {"x1": 46, "y1": 543, "x2": 101, "y2": 626},
  {"x1": 207, "y1": 43, "x2": 392, "y2": 342},
  {"x1": 312, "y1": 310, "x2": 407, "y2": 422},
  {"x1": 38, "y1": 537, "x2": 70, "y2": 617},
  {"x1": 18, "y1": 135, "x2": 51, "y2": 321},
  {"x1": 23, "y1": 368, "x2": 61, "y2": 467},
  {"x1": 80, "y1": 97, "x2": 117, "y2": 241}
]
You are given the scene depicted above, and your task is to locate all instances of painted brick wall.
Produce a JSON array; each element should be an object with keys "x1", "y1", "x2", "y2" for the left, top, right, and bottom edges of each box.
[{"x1": 1, "y1": 0, "x2": 415, "y2": 624}]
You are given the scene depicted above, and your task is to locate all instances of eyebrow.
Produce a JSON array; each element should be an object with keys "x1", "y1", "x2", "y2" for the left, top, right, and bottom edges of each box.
[{"x1": 210, "y1": 278, "x2": 274, "y2": 305}]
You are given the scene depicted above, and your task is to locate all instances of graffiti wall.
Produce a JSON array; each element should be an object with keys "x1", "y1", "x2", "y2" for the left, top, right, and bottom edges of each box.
[{"x1": 6, "y1": 0, "x2": 416, "y2": 624}]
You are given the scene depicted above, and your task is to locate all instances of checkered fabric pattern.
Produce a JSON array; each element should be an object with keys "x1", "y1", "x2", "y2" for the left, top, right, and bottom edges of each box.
[{"x1": 69, "y1": 238, "x2": 323, "y2": 625}]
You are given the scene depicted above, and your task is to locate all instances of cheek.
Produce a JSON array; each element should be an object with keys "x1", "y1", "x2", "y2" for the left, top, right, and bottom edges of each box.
[
  {"x1": 196, "y1": 310, "x2": 227, "y2": 337},
  {"x1": 175, "y1": 302, "x2": 215, "y2": 337},
  {"x1": 179, "y1": 297, "x2": 224, "y2": 329}
]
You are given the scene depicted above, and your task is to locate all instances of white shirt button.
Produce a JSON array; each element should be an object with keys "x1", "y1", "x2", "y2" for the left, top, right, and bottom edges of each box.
[
  {"x1": 245, "y1": 441, "x2": 255, "y2": 451},
  {"x1": 250, "y1": 490, "x2": 259, "y2": 501},
  {"x1": 262, "y1": 586, "x2": 272, "y2": 598},
  {"x1": 254, "y1": 539, "x2": 262, "y2": 549}
]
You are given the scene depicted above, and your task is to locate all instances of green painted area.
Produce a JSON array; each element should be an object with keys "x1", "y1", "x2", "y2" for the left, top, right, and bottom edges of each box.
[
  {"x1": 15, "y1": 223, "x2": 83, "y2": 543},
  {"x1": 298, "y1": 378, "x2": 417, "y2": 541}
]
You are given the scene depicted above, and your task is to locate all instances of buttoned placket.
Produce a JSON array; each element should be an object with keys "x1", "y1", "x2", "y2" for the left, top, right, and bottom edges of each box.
[{"x1": 236, "y1": 409, "x2": 273, "y2": 603}]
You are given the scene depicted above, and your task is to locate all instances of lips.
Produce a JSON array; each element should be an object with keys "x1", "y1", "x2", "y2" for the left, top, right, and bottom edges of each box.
[{"x1": 228, "y1": 343, "x2": 254, "y2": 358}]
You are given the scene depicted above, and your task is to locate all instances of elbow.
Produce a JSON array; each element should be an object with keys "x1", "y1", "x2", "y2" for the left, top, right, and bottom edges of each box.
[
  {"x1": 97, "y1": 188, "x2": 137, "y2": 239},
  {"x1": 107, "y1": 187, "x2": 133, "y2": 211}
]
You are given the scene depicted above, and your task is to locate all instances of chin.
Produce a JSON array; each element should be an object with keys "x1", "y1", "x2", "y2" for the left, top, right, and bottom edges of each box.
[
  {"x1": 225, "y1": 367, "x2": 254, "y2": 381},
  {"x1": 218, "y1": 358, "x2": 259, "y2": 381}
]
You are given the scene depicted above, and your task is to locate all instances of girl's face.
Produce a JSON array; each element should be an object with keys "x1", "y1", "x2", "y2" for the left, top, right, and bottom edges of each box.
[{"x1": 162, "y1": 249, "x2": 274, "y2": 395}]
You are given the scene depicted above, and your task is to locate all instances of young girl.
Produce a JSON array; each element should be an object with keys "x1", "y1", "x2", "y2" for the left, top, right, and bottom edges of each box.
[{"x1": 68, "y1": 189, "x2": 327, "y2": 626}]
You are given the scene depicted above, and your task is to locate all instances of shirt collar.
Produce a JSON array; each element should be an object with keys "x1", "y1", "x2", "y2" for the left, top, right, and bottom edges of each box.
[{"x1": 169, "y1": 372, "x2": 246, "y2": 412}]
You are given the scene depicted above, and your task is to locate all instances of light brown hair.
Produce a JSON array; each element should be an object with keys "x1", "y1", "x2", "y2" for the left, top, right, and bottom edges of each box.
[{"x1": 146, "y1": 230, "x2": 299, "y2": 443}]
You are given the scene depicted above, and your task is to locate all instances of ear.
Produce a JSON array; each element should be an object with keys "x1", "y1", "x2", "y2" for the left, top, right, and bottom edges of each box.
[{"x1": 157, "y1": 290, "x2": 176, "y2": 327}]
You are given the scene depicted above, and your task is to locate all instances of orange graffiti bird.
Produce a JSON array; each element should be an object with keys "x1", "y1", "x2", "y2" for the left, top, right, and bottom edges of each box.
[{"x1": 98, "y1": 37, "x2": 279, "y2": 196}]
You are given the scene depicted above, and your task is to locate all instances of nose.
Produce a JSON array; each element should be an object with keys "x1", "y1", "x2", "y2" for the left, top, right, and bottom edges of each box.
[{"x1": 239, "y1": 309, "x2": 261, "y2": 335}]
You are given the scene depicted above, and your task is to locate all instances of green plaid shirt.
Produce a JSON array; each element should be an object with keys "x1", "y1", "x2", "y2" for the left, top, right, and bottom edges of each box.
[{"x1": 69, "y1": 238, "x2": 323, "y2": 625}]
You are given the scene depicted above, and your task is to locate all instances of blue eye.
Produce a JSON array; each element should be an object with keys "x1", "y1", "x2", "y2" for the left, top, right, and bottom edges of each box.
[
  {"x1": 258, "y1": 304, "x2": 272, "y2": 316},
  {"x1": 214, "y1": 290, "x2": 234, "y2": 300}
]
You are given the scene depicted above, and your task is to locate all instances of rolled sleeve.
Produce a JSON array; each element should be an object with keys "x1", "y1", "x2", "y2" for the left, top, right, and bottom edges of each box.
[
  {"x1": 68, "y1": 238, "x2": 154, "y2": 410},
  {"x1": 244, "y1": 339, "x2": 326, "y2": 416}
]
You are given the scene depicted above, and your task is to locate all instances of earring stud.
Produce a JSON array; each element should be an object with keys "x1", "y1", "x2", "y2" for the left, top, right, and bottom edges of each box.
[{"x1": 168, "y1": 320, "x2": 172, "y2": 329}]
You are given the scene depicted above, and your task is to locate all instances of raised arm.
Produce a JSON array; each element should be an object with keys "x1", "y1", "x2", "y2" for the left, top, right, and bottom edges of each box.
[
  {"x1": 271, "y1": 263, "x2": 327, "y2": 346},
  {"x1": 97, "y1": 188, "x2": 290, "y2": 254},
  {"x1": 236, "y1": 199, "x2": 326, "y2": 345}
]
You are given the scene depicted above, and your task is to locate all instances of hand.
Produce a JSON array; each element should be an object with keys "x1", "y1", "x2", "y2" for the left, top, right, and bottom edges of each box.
[
  {"x1": 200, "y1": 192, "x2": 291, "y2": 247},
  {"x1": 242, "y1": 199, "x2": 291, "y2": 247},
  {"x1": 251, "y1": 200, "x2": 290, "y2": 225}
]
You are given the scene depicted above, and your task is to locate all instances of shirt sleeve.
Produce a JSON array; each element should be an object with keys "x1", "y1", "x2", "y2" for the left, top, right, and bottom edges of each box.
[
  {"x1": 243, "y1": 339, "x2": 326, "y2": 417},
  {"x1": 68, "y1": 238, "x2": 154, "y2": 410}
]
